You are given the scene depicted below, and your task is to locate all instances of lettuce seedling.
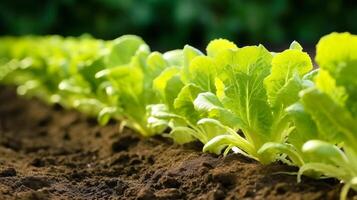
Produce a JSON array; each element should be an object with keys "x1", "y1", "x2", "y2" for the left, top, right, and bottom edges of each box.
[
  {"x1": 149, "y1": 39, "x2": 240, "y2": 145},
  {"x1": 95, "y1": 36, "x2": 176, "y2": 136},
  {"x1": 284, "y1": 32, "x2": 357, "y2": 200},
  {"x1": 57, "y1": 35, "x2": 142, "y2": 116},
  {"x1": 196, "y1": 41, "x2": 313, "y2": 164}
]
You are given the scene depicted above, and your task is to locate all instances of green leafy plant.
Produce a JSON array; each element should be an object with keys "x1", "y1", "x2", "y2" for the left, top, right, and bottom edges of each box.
[
  {"x1": 0, "y1": 36, "x2": 105, "y2": 107},
  {"x1": 148, "y1": 39, "x2": 240, "y2": 146},
  {"x1": 93, "y1": 36, "x2": 168, "y2": 136},
  {"x1": 283, "y1": 32, "x2": 357, "y2": 200},
  {"x1": 194, "y1": 41, "x2": 313, "y2": 164}
]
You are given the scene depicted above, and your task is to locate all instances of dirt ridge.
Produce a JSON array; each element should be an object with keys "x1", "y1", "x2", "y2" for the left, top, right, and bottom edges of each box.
[{"x1": 0, "y1": 87, "x2": 353, "y2": 200}]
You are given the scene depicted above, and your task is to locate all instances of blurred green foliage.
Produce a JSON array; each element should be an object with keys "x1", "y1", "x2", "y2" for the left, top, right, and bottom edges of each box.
[{"x1": 0, "y1": 0, "x2": 356, "y2": 50}]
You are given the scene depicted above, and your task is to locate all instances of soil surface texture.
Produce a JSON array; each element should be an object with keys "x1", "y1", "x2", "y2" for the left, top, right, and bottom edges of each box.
[{"x1": 0, "y1": 86, "x2": 355, "y2": 200}]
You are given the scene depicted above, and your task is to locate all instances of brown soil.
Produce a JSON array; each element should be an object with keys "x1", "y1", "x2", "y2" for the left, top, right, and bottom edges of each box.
[{"x1": 0, "y1": 86, "x2": 355, "y2": 200}]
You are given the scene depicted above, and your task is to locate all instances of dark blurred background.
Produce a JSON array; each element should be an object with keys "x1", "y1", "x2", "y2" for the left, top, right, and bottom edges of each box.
[{"x1": 0, "y1": 0, "x2": 356, "y2": 51}]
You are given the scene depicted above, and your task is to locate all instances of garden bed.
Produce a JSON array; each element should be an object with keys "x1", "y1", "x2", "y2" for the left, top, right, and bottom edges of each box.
[{"x1": 0, "y1": 86, "x2": 352, "y2": 200}]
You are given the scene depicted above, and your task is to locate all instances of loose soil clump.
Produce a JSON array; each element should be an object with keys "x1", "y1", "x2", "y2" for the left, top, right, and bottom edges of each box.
[{"x1": 0, "y1": 87, "x2": 354, "y2": 199}]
